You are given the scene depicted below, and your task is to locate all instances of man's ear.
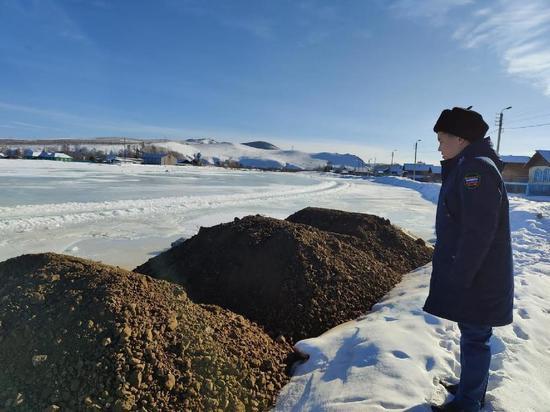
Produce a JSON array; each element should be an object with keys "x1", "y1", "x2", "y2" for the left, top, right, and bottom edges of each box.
[{"x1": 458, "y1": 137, "x2": 469, "y2": 146}]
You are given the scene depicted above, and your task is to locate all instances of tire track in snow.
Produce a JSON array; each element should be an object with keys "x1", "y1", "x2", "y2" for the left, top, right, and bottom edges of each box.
[{"x1": 0, "y1": 180, "x2": 350, "y2": 234}]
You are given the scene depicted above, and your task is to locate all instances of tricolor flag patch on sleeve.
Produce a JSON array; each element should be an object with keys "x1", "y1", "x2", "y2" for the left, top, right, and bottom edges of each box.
[{"x1": 464, "y1": 173, "x2": 481, "y2": 189}]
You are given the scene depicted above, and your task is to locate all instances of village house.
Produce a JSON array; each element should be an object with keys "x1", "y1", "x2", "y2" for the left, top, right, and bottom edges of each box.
[
  {"x1": 5, "y1": 148, "x2": 22, "y2": 158},
  {"x1": 38, "y1": 151, "x2": 73, "y2": 162},
  {"x1": 23, "y1": 149, "x2": 43, "y2": 159},
  {"x1": 105, "y1": 154, "x2": 143, "y2": 164},
  {"x1": 386, "y1": 164, "x2": 404, "y2": 176},
  {"x1": 403, "y1": 163, "x2": 431, "y2": 181},
  {"x1": 142, "y1": 152, "x2": 177, "y2": 165},
  {"x1": 371, "y1": 164, "x2": 402, "y2": 176},
  {"x1": 500, "y1": 155, "x2": 530, "y2": 194},
  {"x1": 525, "y1": 150, "x2": 550, "y2": 196},
  {"x1": 402, "y1": 163, "x2": 441, "y2": 182}
]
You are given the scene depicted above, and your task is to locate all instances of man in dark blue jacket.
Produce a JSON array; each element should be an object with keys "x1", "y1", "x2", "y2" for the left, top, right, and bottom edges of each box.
[{"x1": 423, "y1": 107, "x2": 514, "y2": 412}]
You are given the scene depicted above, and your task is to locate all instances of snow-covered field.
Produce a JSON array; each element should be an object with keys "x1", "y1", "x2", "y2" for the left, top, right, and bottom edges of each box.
[
  {"x1": 275, "y1": 177, "x2": 550, "y2": 412},
  {"x1": 1, "y1": 161, "x2": 548, "y2": 411},
  {"x1": 0, "y1": 160, "x2": 435, "y2": 269}
]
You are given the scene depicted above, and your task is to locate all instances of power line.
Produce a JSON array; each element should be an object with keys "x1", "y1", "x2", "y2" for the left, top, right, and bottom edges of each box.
[
  {"x1": 505, "y1": 122, "x2": 550, "y2": 130},
  {"x1": 505, "y1": 111, "x2": 550, "y2": 125},
  {"x1": 505, "y1": 106, "x2": 550, "y2": 120}
]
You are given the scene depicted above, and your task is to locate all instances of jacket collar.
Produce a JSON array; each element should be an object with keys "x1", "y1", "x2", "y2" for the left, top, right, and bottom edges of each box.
[
  {"x1": 440, "y1": 156, "x2": 458, "y2": 182},
  {"x1": 440, "y1": 137, "x2": 503, "y2": 182},
  {"x1": 457, "y1": 137, "x2": 503, "y2": 171}
]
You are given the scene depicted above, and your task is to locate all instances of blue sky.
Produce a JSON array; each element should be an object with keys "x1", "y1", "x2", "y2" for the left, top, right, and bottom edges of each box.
[{"x1": 1, "y1": 0, "x2": 549, "y2": 164}]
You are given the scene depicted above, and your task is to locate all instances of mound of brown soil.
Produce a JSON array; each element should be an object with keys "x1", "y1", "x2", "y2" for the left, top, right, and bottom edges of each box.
[
  {"x1": 0, "y1": 253, "x2": 291, "y2": 412},
  {"x1": 286, "y1": 207, "x2": 431, "y2": 273},
  {"x1": 135, "y1": 209, "x2": 432, "y2": 344}
]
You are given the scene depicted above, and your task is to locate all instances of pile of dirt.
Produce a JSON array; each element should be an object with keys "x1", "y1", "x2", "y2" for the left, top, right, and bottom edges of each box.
[
  {"x1": 286, "y1": 207, "x2": 431, "y2": 273},
  {"x1": 135, "y1": 208, "x2": 432, "y2": 344},
  {"x1": 0, "y1": 253, "x2": 292, "y2": 412}
]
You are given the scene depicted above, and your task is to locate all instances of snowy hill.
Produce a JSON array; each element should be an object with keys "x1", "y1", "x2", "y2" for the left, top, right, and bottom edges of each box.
[
  {"x1": 146, "y1": 140, "x2": 365, "y2": 170},
  {"x1": 1, "y1": 138, "x2": 365, "y2": 171},
  {"x1": 183, "y1": 138, "x2": 218, "y2": 145},
  {"x1": 312, "y1": 152, "x2": 366, "y2": 168},
  {"x1": 242, "y1": 141, "x2": 281, "y2": 150}
]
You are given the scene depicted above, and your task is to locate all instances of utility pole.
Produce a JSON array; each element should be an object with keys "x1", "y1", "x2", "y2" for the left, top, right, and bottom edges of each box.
[
  {"x1": 413, "y1": 139, "x2": 421, "y2": 181},
  {"x1": 496, "y1": 106, "x2": 512, "y2": 155},
  {"x1": 390, "y1": 149, "x2": 397, "y2": 168}
]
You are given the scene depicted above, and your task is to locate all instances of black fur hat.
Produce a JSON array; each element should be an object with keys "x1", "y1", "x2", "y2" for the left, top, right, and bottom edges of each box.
[{"x1": 433, "y1": 107, "x2": 489, "y2": 141}]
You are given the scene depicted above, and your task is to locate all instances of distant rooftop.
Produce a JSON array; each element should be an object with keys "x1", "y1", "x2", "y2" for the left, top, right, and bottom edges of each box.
[
  {"x1": 142, "y1": 152, "x2": 169, "y2": 158},
  {"x1": 403, "y1": 163, "x2": 434, "y2": 172},
  {"x1": 535, "y1": 150, "x2": 550, "y2": 163},
  {"x1": 500, "y1": 155, "x2": 530, "y2": 164},
  {"x1": 53, "y1": 153, "x2": 72, "y2": 159}
]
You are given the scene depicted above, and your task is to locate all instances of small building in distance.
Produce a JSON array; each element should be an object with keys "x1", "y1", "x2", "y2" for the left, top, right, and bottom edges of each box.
[
  {"x1": 38, "y1": 151, "x2": 73, "y2": 162},
  {"x1": 387, "y1": 164, "x2": 404, "y2": 176},
  {"x1": 142, "y1": 153, "x2": 177, "y2": 165},
  {"x1": 500, "y1": 155, "x2": 530, "y2": 194},
  {"x1": 525, "y1": 150, "x2": 550, "y2": 196},
  {"x1": 403, "y1": 163, "x2": 441, "y2": 182},
  {"x1": 105, "y1": 154, "x2": 143, "y2": 164},
  {"x1": 372, "y1": 164, "x2": 403, "y2": 176},
  {"x1": 23, "y1": 149, "x2": 43, "y2": 159},
  {"x1": 53, "y1": 153, "x2": 73, "y2": 162},
  {"x1": 5, "y1": 148, "x2": 22, "y2": 158}
]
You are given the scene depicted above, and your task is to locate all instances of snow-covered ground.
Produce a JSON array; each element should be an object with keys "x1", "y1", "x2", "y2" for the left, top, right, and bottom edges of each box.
[
  {"x1": 2, "y1": 161, "x2": 548, "y2": 411},
  {"x1": 275, "y1": 177, "x2": 550, "y2": 412},
  {"x1": 0, "y1": 160, "x2": 435, "y2": 269}
]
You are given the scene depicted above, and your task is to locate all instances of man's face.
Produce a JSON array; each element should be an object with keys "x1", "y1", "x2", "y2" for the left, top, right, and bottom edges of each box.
[{"x1": 437, "y1": 131, "x2": 468, "y2": 160}]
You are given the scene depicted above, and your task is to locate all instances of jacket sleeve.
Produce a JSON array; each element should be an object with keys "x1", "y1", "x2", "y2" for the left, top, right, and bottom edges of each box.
[{"x1": 450, "y1": 160, "x2": 503, "y2": 288}]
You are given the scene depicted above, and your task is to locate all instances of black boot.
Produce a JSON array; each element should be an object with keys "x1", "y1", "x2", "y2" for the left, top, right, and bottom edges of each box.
[
  {"x1": 431, "y1": 399, "x2": 469, "y2": 412},
  {"x1": 440, "y1": 381, "x2": 486, "y2": 408},
  {"x1": 441, "y1": 381, "x2": 459, "y2": 395}
]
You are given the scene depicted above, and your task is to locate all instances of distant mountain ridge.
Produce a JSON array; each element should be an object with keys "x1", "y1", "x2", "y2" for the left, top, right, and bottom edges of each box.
[
  {"x1": 0, "y1": 137, "x2": 365, "y2": 171},
  {"x1": 242, "y1": 141, "x2": 280, "y2": 150}
]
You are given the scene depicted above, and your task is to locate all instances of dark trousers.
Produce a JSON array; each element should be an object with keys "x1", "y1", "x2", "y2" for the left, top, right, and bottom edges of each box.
[{"x1": 455, "y1": 322, "x2": 492, "y2": 410}]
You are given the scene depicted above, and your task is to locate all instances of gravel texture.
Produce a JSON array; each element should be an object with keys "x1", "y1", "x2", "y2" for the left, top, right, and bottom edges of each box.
[{"x1": 0, "y1": 253, "x2": 292, "y2": 411}]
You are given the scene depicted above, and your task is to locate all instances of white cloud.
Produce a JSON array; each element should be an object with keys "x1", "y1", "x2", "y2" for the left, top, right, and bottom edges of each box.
[
  {"x1": 10, "y1": 121, "x2": 57, "y2": 130},
  {"x1": 392, "y1": 0, "x2": 550, "y2": 96},
  {"x1": 18, "y1": 0, "x2": 94, "y2": 46},
  {"x1": 390, "y1": 0, "x2": 473, "y2": 24},
  {"x1": 220, "y1": 17, "x2": 274, "y2": 40},
  {"x1": 0, "y1": 101, "x2": 208, "y2": 138},
  {"x1": 453, "y1": 0, "x2": 550, "y2": 96}
]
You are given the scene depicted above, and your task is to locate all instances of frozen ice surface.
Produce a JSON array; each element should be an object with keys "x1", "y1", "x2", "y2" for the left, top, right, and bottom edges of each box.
[{"x1": 0, "y1": 160, "x2": 435, "y2": 268}]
